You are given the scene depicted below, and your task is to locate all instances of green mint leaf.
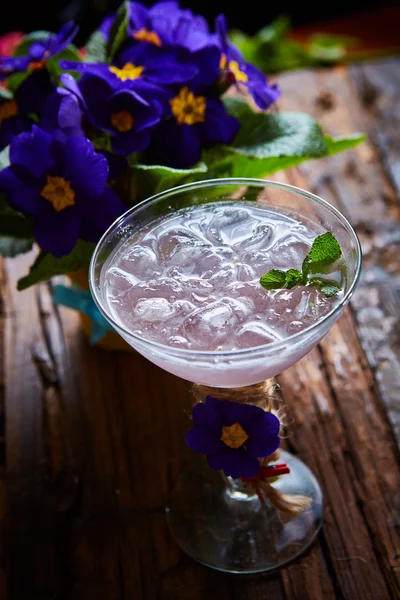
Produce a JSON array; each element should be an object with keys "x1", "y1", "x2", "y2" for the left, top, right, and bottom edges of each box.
[
  {"x1": 285, "y1": 268, "x2": 303, "y2": 289},
  {"x1": 319, "y1": 282, "x2": 341, "y2": 297},
  {"x1": 260, "y1": 269, "x2": 286, "y2": 289},
  {"x1": 309, "y1": 278, "x2": 341, "y2": 297},
  {"x1": 302, "y1": 231, "x2": 342, "y2": 276}
]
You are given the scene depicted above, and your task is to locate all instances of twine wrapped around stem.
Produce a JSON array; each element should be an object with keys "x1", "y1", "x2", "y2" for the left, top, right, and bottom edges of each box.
[{"x1": 193, "y1": 380, "x2": 311, "y2": 517}]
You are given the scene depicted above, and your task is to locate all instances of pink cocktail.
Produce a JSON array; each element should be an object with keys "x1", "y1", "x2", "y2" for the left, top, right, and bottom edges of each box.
[{"x1": 90, "y1": 178, "x2": 361, "y2": 573}]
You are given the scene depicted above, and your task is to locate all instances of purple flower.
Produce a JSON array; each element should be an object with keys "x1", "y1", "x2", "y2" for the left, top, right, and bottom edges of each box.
[
  {"x1": 0, "y1": 70, "x2": 55, "y2": 150},
  {"x1": 149, "y1": 85, "x2": 239, "y2": 168},
  {"x1": 215, "y1": 14, "x2": 281, "y2": 110},
  {"x1": 40, "y1": 87, "x2": 85, "y2": 137},
  {"x1": 98, "y1": 12, "x2": 116, "y2": 40},
  {"x1": 0, "y1": 126, "x2": 125, "y2": 257},
  {"x1": 0, "y1": 21, "x2": 78, "y2": 80},
  {"x1": 186, "y1": 396, "x2": 281, "y2": 478},
  {"x1": 128, "y1": 1, "x2": 212, "y2": 51},
  {"x1": 60, "y1": 41, "x2": 197, "y2": 93},
  {"x1": 0, "y1": 96, "x2": 32, "y2": 151},
  {"x1": 78, "y1": 74, "x2": 162, "y2": 156}
]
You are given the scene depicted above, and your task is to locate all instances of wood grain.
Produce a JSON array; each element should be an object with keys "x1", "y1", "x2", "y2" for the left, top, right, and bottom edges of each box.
[{"x1": 2, "y1": 59, "x2": 400, "y2": 599}]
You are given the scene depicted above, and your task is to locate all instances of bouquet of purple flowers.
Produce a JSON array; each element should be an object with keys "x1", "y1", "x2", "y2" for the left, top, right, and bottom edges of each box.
[{"x1": 0, "y1": 1, "x2": 364, "y2": 290}]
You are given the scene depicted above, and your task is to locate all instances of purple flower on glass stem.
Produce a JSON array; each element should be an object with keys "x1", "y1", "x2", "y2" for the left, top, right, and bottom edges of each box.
[
  {"x1": 215, "y1": 14, "x2": 281, "y2": 110},
  {"x1": 0, "y1": 126, "x2": 126, "y2": 257},
  {"x1": 0, "y1": 21, "x2": 78, "y2": 80},
  {"x1": 186, "y1": 396, "x2": 281, "y2": 478}
]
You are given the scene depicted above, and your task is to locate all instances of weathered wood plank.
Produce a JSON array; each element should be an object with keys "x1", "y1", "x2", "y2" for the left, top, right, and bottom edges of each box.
[
  {"x1": 277, "y1": 59, "x2": 400, "y2": 447},
  {"x1": 3, "y1": 59, "x2": 400, "y2": 600}
]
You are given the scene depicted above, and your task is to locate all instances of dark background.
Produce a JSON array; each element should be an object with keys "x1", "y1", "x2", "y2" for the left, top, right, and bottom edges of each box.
[{"x1": 0, "y1": 0, "x2": 385, "y2": 43}]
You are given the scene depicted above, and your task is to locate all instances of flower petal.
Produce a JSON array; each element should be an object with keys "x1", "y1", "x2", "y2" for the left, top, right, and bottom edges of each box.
[
  {"x1": 200, "y1": 99, "x2": 240, "y2": 145},
  {"x1": 186, "y1": 425, "x2": 224, "y2": 454},
  {"x1": 244, "y1": 412, "x2": 281, "y2": 458},
  {"x1": 150, "y1": 122, "x2": 201, "y2": 168},
  {"x1": 192, "y1": 397, "x2": 223, "y2": 431},
  {"x1": 207, "y1": 448, "x2": 260, "y2": 478},
  {"x1": 77, "y1": 186, "x2": 125, "y2": 241},
  {"x1": 9, "y1": 125, "x2": 53, "y2": 178},
  {"x1": 218, "y1": 399, "x2": 264, "y2": 426},
  {"x1": 33, "y1": 208, "x2": 80, "y2": 257},
  {"x1": 0, "y1": 166, "x2": 43, "y2": 215},
  {"x1": 64, "y1": 137, "x2": 108, "y2": 198},
  {"x1": 111, "y1": 130, "x2": 150, "y2": 157}
]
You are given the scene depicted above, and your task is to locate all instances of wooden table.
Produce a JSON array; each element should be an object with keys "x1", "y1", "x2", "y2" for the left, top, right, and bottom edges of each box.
[{"x1": 2, "y1": 58, "x2": 400, "y2": 600}]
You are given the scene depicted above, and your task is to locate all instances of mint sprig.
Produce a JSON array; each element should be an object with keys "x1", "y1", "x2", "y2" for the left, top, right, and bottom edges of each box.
[{"x1": 259, "y1": 232, "x2": 343, "y2": 297}]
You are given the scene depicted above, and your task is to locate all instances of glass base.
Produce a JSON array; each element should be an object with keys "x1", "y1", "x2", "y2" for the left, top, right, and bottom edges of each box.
[{"x1": 166, "y1": 450, "x2": 323, "y2": 574}]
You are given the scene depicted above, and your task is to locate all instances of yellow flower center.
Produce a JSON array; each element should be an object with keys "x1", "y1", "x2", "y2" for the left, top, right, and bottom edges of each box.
[
  {"x1": 220, "y1": 422, "x2": 249, "y2": 449},
  {"x1": 170, "y1": 87, "x2": 206, "y2": 126},
  {"x1": 111, "y1": 109, "x2": 134, "y2": 132},
  {"x1": 41, "y1": 175, "x2": 76, "y2": 212},
  {"x1": 0, "y1": 100, "x2": 18, "y2": 125},
  {"x1": 133, "y1": 28, "x2": 162, "y2": 47},
  {"x1": 109, "y1": 62, "x2": 144, "y2": 82},
  {"x1": 219, "y1": 53, "x2": 248, "y2": 83},
  {"x1": 28, "y1": 59, "x2": 46, "y2": 71}
]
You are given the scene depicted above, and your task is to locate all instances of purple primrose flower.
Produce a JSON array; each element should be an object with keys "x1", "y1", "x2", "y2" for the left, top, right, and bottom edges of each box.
[
  {"x1": 0, "y1": 126, "x2": 126, "y2": 256},
  {"x1": 128, "y1": 1, "x2": 212, "y2": 51},
  {"x1": 215, "y1": 14, "x2": 281, "y2": 110},
  {"x1": 0, "y1": 21, "x2": 78, "y2": 80},
  {"x1": 60, "y1": 41, "x2": 197, "y2": 93},
  {"x1": 186, "y1": 396, "x2": 281, "y2": 478},
  {"x1": 149, "y1": 83, "x2": 239, "y2": 168}
]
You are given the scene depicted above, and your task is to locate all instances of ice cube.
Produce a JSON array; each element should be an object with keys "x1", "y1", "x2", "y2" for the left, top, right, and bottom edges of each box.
[
  {"x1": 235, "y1": 322, "x2": 281, "y2": 348},
  {"x1": 134, "y1": 298, "x2": 176, "y2": 323},
  {"x1": 233, "y1": 223, "x2": 274, "y2": 252},
  {"x1": 235, "y1": 263, "x2": 256, "y2": 282},
  {"x1": 183, "y1": 299, "x2": 241, "y2": 349},
  {"x1": 269, "y1": 233, "x2": 311, "y2": 270},
  {"x1": 127, "y1": 277, "x2": 184, "y2": 305},
  {"x1": 118, "y1": 244, "x2": 160, "y2": 278},
  {"x1": 167, "y1": 245, "x2": 221, "y2": 276},
  {"x1": 106, "y1": 267, "x2": 138, "y2": 296},
  {"x1": 157, "y1": 227, "x2": 208, "y2": 262},
  {"x1": 204, "y1": 207, "x2": 255, "y2": 246}
]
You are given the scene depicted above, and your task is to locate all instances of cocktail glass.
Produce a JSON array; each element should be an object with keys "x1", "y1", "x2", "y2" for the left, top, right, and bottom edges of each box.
[{"x1": 89, "y1": 178, "x2": 361, "y2": 574}]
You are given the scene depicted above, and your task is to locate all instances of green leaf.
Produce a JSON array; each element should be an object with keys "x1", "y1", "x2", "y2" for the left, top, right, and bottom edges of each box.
[
  {"x1": 307, "y1": 33, "x2": 358, "y2": 63},
  {"x1": 302, "y1": 232, "x2": 342, "y2": 276},
  {"x1": 13, "y1": 31, "x2": 51, "y2": 56},
  {"x1": 260, "y1": 269, "x2": 286, "y2": 290},
  {"x1": 0, "y1": 213, "x2": 33, "y2": 238},
  {"x1": 132, "y1": 162, "x2": 208, "y2": 195},
  {"x1": 224, "y1": 98, "x2": 327, "y2": 159},
  {"x1": 107, "y1": 0, "x2": 130, "y2": 60},
  {"x1": 256, "y1": 16, "x2": 290, "y2": 44},
  {"x1": 5, "y1": 72, "x2": 30, "y2": 93},
  {"x1": 309, "y1": 277, "x2": 341, "y2": 297},
  {"x1": 85, "y1": 30, "x2": 108, "y2": 63},
  {"x1": 0, "y1": 237, "x2": 33, "y2": 257},
  {"x1": 17, "y1": 240, "x2": 95, "y2": 290},
  {"x1": 0, "y1": 87, "x2": 13, "y2": 100},
  {"x1": 0, "y1": 146, "x2": 10, "y2": 171},
  {"x1": 0, "y1": 204, "x2": 34, "y2": 258},
  {"x1": 324, "y1": 133, "x2": 367, "y2": 156},
  {"x1": 285, "y1": 268, "x2": 303, "y2": 289}
]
